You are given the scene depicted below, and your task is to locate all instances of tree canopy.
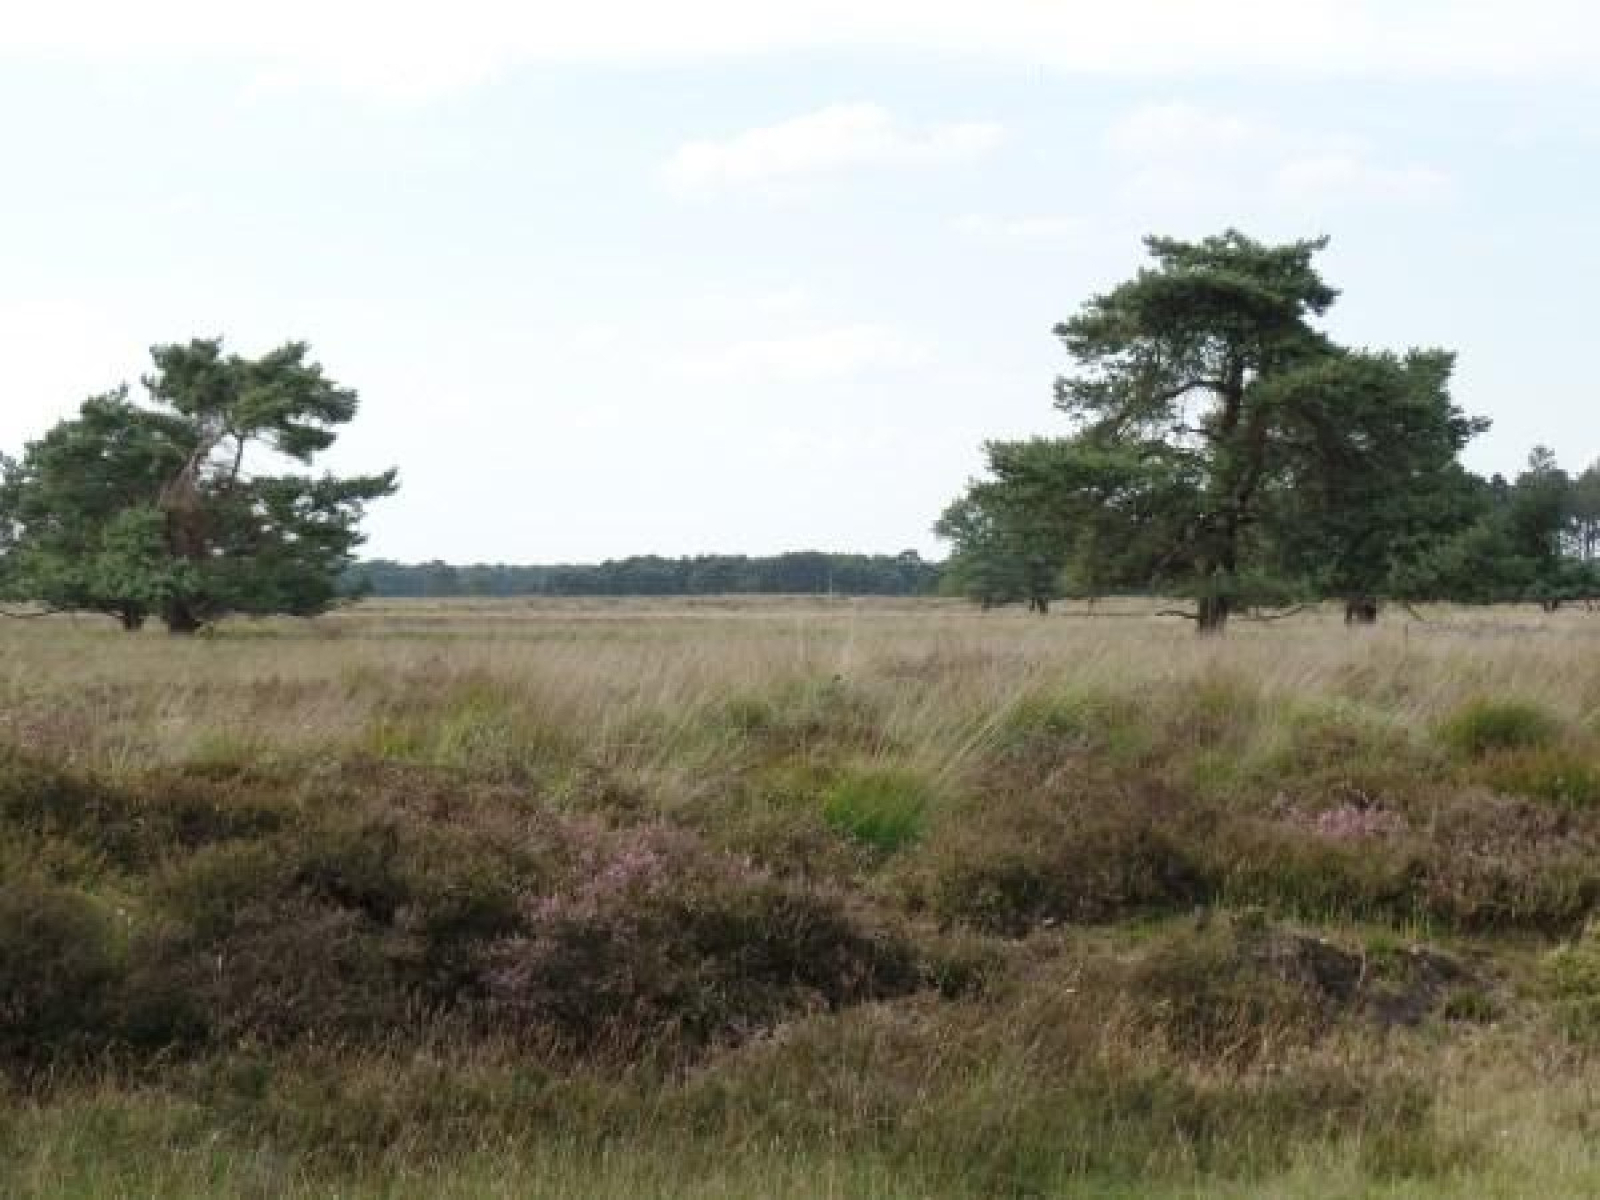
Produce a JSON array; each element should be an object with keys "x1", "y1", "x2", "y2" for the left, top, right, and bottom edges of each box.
[
  {"x1": 940, "y1": 230, "x2": 1512, "y2": 629},
  {"x1": 0, "y1": 339, "x2": 395, "y2": 632}
]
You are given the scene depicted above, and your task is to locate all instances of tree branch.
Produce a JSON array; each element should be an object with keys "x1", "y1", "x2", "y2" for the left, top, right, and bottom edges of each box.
[{"x1": 1238, "y1": 604, "x2": 1317, "y2": 623}]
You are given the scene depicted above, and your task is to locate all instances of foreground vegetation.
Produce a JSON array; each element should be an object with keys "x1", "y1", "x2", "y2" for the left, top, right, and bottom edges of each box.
[{"x1": 5, "y1": 596, "x2": 1600, "y2": 1197}]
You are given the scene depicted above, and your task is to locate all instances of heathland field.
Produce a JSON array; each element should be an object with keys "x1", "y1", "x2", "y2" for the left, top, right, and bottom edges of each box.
[{"x1": 6, "y1": 597, "x2": 1600, "y2": 1197}]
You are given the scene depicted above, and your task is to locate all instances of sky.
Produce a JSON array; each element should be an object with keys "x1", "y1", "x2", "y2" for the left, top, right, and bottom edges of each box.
[{"x1": 3, "y1": 1, "x2": 1598, "y2": 563}]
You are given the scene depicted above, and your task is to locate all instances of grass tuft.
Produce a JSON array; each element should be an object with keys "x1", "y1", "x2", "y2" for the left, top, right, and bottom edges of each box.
[
  {"x1": 1438, "y1": 697, "x2": 1561, "y2": 759},
  {"x1": 821, "y1": 766, "x2": 934, "y2": 854}
]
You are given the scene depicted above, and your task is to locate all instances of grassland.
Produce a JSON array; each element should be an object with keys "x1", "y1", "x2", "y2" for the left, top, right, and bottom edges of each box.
[{"x1": 5, "y1": 596, "x2": 1600, "y2": 1197}]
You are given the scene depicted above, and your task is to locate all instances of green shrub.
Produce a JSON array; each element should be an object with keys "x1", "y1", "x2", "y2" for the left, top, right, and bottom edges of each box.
[
  {"x1": 1438, "y1": 698, "x2": 1561, "y2": 759},
  {"x1": 822, "y1": 767, "x2": 933, "y2": 854}
]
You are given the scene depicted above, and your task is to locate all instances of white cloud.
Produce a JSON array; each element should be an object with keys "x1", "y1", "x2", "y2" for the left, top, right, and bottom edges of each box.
[
  {"x1": 5, "y1": 2, "x2": 1597, "y2": 99},
  {"x1": 662, "y1": 104, "x2": 1003, "y2": 197},
  {"x1": 668, "y1": 323, "x2": 932, "y2": 383}
]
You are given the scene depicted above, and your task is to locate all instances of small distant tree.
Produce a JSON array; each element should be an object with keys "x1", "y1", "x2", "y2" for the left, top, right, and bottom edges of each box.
[
  {"x1": 0, "y1": 339, "x2": 396, "y2": 633},
  {"x1": 935, "y1": 490, "x2": 1039, "y2": 610},
  {"x1": 1569, "y1": 460, "x2": 1600, "y2": 564},
  {"x1": 1391, "y1": 450, "x2": 1600, "y2": 609}
]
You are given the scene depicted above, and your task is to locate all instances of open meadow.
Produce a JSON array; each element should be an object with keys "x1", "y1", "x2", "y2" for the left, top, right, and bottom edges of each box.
[{"x1": 5, "y1": 596, "x2": 1600, "y2": 1197}]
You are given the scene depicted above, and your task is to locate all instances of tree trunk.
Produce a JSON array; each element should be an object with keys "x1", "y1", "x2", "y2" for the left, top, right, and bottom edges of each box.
[
  {"x1": 163, "y1": 601, "x2": 204, "y2": 635},
  {"x1": 1343, "y1": 597, "x2": 1379, "y2": 625},
  {"x1": 118, "y1": 609, "x2": 145, "y2": 633},
  {"x1": 1196, "y1": 594, "x2": 1229, "y2": 635}
]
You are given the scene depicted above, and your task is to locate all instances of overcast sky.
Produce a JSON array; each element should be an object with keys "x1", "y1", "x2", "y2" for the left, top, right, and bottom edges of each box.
[{"x1": 3, "y1": 2, "x2": 1598, "y2": 562}]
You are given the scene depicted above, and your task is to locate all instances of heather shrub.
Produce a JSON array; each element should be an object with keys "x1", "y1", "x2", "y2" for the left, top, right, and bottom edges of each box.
[
  {"x1": 1122, "y1": 917, "x2": 1479, "y2": 1052},
  {"x1": 140, "y1": 816, "x2": 532, "y2": 1045},
  {"x1": 1206, "y1": 817, "x2": 1424, "y2": 922},
  {"x1": 1119, "y1": 918, "x2": 1338, "y2": 1060},
  {"x1": 821, "y1": 767, "x2": 932, "y2": 854},
  {"x1": 481, "y1": 826, "x2": 920, "y2": 1051},
  {"x1": 0, "y1": 751, "x2": 284, "y2": 871},
  {"x1": 900, "y1": 792, "x2": 1207, "y2": 934},
  {"x1": 1438, "y1": 698, "x2": 1561, "y2": 759},
  {"x1": 1415, "y1": 792, "x2": 1600, "y2": 932},
  {"x1": 127, "y1": 901, "x2": 405, "y2": 1046},
  {"x1": 0, "y1": 882, "x2": 124, "y2": 1064}
]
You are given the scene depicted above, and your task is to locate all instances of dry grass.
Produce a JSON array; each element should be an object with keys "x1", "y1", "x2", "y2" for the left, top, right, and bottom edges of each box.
[
  {"x1": 10, "y1": 596, "x2": 1600, "y2": 771},
  {"x1": 5, "y1": 596, "x2": 1600, "y2": 1196}
]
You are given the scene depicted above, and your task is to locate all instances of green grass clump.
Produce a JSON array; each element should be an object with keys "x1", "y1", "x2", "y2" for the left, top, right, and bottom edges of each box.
[
  {"x1": 1438, "y1": 698, "x2": 1561, "y2": 759},
  {"x1": 821, "y1": 767, "x2": 933, "y2": 854},
  {"x1": 1482, "y1": 748, "x2": 1600, "y2": 808},
  {"x1": 996, "y1": 691, "x2": 1151, "y2": 762},
  {"x1": 1545, "y1": 921, "x2": 1600, "y2": 1043}
]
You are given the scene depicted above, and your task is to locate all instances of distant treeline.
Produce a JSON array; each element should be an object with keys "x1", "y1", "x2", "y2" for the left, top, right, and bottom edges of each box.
[{"x1": 349, "y1": 551, "x2": 942, "y2": 598}]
